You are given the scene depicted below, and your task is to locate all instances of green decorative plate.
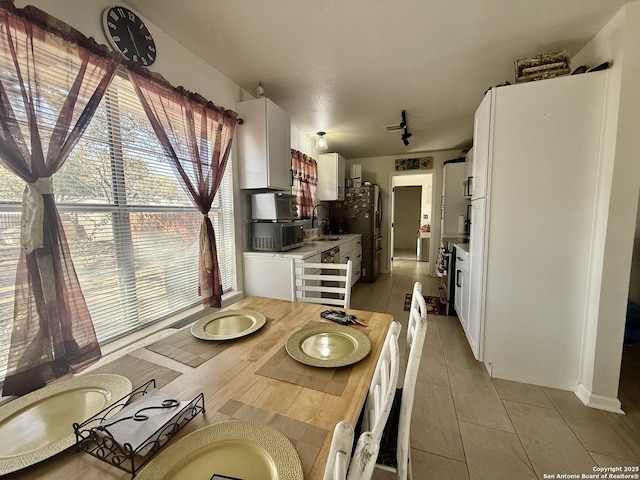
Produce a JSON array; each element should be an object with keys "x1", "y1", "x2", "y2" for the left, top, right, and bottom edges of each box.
[
  {"x1": 135, "y1": 420, "x2": 303, "y2": 480},
  {"x1": 191, "y1": 309, "x2": 267, "y2": 341},
  {"x1": 0, "y1": 373, "x2": 132, "y2": 474},
  {"x1": 285, "y1": 324, "x2": 371, "y2": 368}
]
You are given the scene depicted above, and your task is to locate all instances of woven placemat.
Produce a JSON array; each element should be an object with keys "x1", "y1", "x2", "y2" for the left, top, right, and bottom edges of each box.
[
  {"x1": 210, "y1": 399, "x2": 328, "y2": 478},
  {"x1": 255, "y1": 346, "x2": 354, "y2": 396},
  {"x1": 144, "y1": 327, "x2": 232, "y2": 367},
  {"x1": 87, "y1": 354, "x2": 182, "y2": 389},
  {"x1": 256, "y1": 321, "x2": 371, "y2": 396}
]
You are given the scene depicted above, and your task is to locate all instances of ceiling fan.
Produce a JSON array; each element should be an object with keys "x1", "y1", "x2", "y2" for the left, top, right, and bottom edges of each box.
[{"x1": 385, "y1": 110, "x2": 412, "y2": 146}]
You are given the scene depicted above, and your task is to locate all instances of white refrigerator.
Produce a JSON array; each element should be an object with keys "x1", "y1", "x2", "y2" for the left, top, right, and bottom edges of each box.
[{"x1": 467, "y1": 71, "x2": 607, "y2": 391}]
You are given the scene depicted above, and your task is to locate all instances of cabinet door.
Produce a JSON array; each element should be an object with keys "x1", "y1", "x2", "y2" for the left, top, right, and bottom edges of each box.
[
  {"x1": 442, "y1": 162, "x2": 467, "y2": 235},
  {"x1": 467, "y1": 199, "x2": 486, "y2": 360},
  {"x1": 243, "y1": 255, "x2": 293, "y2": 300},
  {"x1": 236, "y1": 98, "x2": 291, "y2": 190},
  {"x1": 454, "y1": 265, "x2": 464, "y2": 327},
  {"x1": 266, "y1": 100, "x2": 292, "y2": 190},
  {"x1": 318, "y1": 153, "x2": 345, "y2": 201},
  {"x1": 472, "y1": 91, "x2": 491, "y2": 200}
]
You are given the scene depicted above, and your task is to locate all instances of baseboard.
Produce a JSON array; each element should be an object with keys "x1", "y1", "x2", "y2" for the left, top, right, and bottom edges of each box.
[{"x1": 575, "y1": 383, "x2": 624, "y2": 414}]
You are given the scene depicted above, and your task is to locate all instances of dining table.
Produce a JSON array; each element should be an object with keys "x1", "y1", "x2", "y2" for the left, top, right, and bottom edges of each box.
[{"x1": 5, "y1": 296, "x2": 394, "y2": 480}]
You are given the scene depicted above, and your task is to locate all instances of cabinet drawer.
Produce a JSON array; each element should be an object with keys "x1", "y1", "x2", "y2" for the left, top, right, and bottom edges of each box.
[{"x1": 454, "y1": 249, "x2": 470, "y2": 274}]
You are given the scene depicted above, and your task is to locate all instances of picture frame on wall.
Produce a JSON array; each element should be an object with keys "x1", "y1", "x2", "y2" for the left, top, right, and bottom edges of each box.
[{"x1": 394, "y1": 156, "x2": 433, "y2": 171}]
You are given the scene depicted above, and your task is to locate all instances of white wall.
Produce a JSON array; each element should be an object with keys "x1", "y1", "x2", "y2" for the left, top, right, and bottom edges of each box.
[
  {"x1": 15, "y1": 0, "x2": 318, "y2": 295},
  {"x1": 345, "y1": 150, "x2": 461, "y2": 273},
  {"x1": 572, "y1": 1, "x2": 640, "y2": 412},
  {"x1": 393, "y1": 186, "x2": 422, "y2": 250},
  {"x1": 394, "y1": 173, "x2": 433, "y2": 228}
]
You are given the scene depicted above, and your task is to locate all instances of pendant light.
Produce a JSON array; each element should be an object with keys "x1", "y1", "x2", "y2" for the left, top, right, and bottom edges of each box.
[{"x1": 315, "y1": 131, "x2": 328, "y2": 150}]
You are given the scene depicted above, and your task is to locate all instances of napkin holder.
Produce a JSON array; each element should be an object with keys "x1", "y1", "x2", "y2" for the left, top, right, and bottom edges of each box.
[{"x1": 74, "y1": 379, "x2": 205, "y2": 478}]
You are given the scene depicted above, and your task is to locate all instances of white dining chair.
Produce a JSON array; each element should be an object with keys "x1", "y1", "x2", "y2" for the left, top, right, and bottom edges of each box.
[
  {"x1": 375, "y1": 282, "x2": 428, "y2": 480},
  {"x1": 291, "y1": 260, "x2": 353, "y2": 308},
  {"x1": 347, "y1": 431, "x2": 380, "y2": 480},
  {"x1": 323, "y1": 421, "x2": 354, "y2": 480},
  {"x1": 323, "y1": 420, "x2": 380, "y2": 480},
  {"x1": 361, "y1": 320, "x2": 401, "y2": 441}
]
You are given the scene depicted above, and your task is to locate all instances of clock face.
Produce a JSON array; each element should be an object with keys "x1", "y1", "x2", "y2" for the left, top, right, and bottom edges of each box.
[{"x1": 102, "y1": 6, "x2": 156, "y2": 66}]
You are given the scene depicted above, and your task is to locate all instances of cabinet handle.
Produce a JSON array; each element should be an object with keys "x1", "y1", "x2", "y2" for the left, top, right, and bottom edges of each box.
[
  {"x1": 456, "y1": 270, "x2": 462, "y2": 287},
  {"x1": 456, "y1": 256, "x2": 463, "y2": 261}
]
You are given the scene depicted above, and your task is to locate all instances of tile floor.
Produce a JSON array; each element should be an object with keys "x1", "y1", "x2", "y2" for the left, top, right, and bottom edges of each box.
[{"x1": 349, "y1": 257, "x2": 640, "y2": 480}]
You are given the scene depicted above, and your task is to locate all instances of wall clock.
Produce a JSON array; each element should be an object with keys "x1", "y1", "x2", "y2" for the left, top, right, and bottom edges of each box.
[{"x1": 102, "y1": 6, "x2": 156, "y2": 66}]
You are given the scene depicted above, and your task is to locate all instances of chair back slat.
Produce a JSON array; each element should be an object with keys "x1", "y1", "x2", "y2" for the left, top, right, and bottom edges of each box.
[
  {"x1": 361, "y1": 321, "x2": 401, "y2": 440},
  {"x1": 291, "y1": 259, "x2": 353, "y2": 309}
]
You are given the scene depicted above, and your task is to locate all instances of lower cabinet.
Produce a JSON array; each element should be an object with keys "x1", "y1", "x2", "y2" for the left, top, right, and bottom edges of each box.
[
  {"x1": 242, "y1": 252, "x2": 322, "y2": 300},
  {"x1": 340, "y1": 237, "x2": 362, "y2": 286},
  {"x1": 454, "y1": 246, "x2": 470, "y2": 336}
]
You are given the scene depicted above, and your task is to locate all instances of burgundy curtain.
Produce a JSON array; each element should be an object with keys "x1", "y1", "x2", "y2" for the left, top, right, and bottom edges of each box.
[
  {"x1": 0, "y1": 5, "x2": 120, "y2": 395},
  {"x1": 291, "y1": 150, "x2": 317, "y2": 219},
  {"x1": 128, "y1": 70, "x2": 236, "y2": 308}
]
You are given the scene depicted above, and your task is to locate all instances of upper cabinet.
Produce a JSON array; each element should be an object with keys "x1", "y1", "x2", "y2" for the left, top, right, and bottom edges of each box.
[
  {"x1": 236, "y1": 97, "x2": 292, "y2": 190},
  {"x1": 317, "y1": 153, "x2": 346, "y2": 201},
  {"x1": 471, "y1": 93, "x2": 491, "y2": 200}
]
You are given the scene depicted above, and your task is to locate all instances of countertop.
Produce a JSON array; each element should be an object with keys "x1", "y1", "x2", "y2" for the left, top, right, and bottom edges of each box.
[
  {"x1": 453, "y1": 242, "x2": 469, "y2": 254},
  {"x1": 242, "y1": 233, "x2": 362, "y2": 260}
]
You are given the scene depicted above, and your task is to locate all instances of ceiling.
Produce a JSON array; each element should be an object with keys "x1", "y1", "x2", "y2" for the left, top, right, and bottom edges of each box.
[{"x1": 126, "y1": 0, "x2": 628, "y2": 159}]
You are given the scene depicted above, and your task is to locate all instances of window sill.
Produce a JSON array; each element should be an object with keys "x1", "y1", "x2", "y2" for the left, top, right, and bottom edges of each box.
[
  {"x1": 100, "y1": 289, "x2": 245, "y2": 357},
  {"x1": 0, "y1": 290, "x2": 245, "y2": 405}
]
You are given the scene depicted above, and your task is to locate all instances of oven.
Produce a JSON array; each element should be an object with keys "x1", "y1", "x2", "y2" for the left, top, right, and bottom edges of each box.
[{"x1": 438, "y1": 236, "x2": 466, "y2": 315}]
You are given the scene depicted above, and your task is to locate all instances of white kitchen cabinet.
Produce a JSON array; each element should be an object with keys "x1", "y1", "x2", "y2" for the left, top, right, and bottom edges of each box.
[
  {"x1": 467, "y1": 201, "x2": 484, "y2": 359},
  {"x1": 454, "y1": 245, "x2": 470, "y2": 336},
  {"x1": 471, "y1": 93, "x2": 490, "y2": 200},
  {"x1": 464, "y1": 148, "x2": 473, "y2": 198},
  {"x1": 441, "y1": 161, "x2": 468, "y2": 235},
  {"x1": 468, "y1": 72, "x2": 606, "y2": 390},
  {"x1": 242, "y1": 251, "x2": 321, "y2": 300},
  {"x1": 317, "y1": 153, "x2": 345, "y2": 201},
  {"x1": 340, "y1": 236, "x2": 362, "y2": 285},
  {"x1": 236, "y1": 97, "x2": 292, "y2": 190}
]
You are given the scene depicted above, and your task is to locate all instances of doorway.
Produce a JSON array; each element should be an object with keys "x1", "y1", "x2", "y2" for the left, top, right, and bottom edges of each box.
[
  {"x1": 390, "y1": 172, "x2": 434, "y2": 269},
  {"x1": 393, "y1": 186, "x2": 422, "y2": 259}
]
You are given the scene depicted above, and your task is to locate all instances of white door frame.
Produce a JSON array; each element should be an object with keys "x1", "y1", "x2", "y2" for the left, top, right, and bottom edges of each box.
[{"x1": 389, "y1": 170, "x2": 435, "y2": 271}]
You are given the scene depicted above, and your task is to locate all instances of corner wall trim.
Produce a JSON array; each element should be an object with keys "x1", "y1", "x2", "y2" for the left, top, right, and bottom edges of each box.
[{"x1": 575, "y1": 383, "x2": 624, "y2": 414}]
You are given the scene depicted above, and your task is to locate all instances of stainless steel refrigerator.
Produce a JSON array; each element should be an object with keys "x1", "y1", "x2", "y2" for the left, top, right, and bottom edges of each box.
[{"x1": 329, "y1": 184, "x2": 382, "y2": 282}]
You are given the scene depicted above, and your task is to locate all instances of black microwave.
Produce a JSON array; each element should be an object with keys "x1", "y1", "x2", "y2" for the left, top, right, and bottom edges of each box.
[{"x1": 251, "y1": 222, "x2": 304, "y2": 252}]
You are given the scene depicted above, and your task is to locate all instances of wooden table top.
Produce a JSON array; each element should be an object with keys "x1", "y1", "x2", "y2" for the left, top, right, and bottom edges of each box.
[{"x1": 7, "y1": 296, "x2": 393, "y2": 480}]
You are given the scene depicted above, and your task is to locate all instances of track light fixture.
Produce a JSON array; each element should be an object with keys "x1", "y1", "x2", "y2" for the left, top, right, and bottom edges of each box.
[{"x1": 386, "y1": 110, "x2": 412, "y2": 146}]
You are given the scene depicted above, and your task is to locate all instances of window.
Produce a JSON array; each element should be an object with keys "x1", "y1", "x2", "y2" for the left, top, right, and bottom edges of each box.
[{"x1": 0, "y1": 70, "x2": 236, "y2": 376}]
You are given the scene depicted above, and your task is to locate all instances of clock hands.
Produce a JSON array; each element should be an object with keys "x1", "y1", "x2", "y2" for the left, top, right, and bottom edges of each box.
[{"x1": 126, "y1": 25, "x2": 141, "y2": 59}]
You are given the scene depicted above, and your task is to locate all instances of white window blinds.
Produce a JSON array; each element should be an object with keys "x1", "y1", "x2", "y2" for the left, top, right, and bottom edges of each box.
[{"x1": 0, "y1": 70, "x2": 236, "y2": 375}]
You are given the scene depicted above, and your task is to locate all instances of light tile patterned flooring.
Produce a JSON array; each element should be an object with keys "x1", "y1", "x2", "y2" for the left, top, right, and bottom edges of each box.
[{"x1": 350, "y1": 258, "x2": 640, "y2": 480}]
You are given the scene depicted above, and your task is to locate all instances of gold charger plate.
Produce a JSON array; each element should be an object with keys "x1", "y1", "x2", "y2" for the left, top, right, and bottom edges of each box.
[
  {"x1": 135, "y1": 420, "x2": 303, "y2": 480},
  {"x1": 0, "y1": 373, "x2": 132, "y2": 475},
  {"x1": 191, "y1": 309, "x2": 267, "y2": 341},
  {"x1": 285, "y1": 323, "x2": 371, "y2": 368}
]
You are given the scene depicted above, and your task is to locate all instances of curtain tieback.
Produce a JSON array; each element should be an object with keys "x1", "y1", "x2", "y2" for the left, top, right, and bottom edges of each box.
[
  {"x1": 200, "y1": 214, "x2": 213, "y2": 272},
  {"x1": 20, "y1": 177, "x2": 53, "y2": 254}
]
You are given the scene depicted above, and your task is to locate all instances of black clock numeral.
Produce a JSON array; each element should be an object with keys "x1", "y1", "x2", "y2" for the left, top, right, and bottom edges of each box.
[{"x1": 104, "y1": 6, "x2": 155, "y2": 66}]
